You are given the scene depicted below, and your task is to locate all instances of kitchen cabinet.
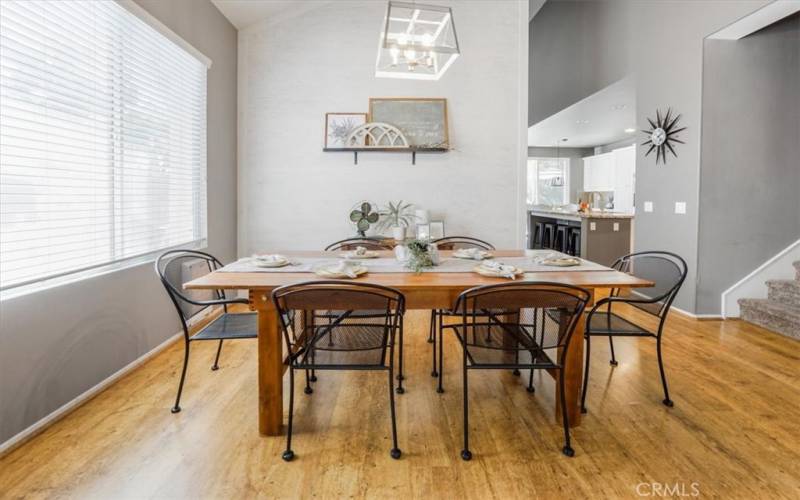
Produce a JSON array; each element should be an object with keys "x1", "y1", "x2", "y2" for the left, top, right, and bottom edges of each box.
[
  {"x1": 583, "y1": 152, "x2": 614, "y2": 192},
  {"x1": 582, "y1": 145, "x2": 636, "y2": 213}
]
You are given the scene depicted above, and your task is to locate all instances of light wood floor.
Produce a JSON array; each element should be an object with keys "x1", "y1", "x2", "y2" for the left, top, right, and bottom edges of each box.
[{"x1": 1, "y1": 306, "x2": 798, "y2": 499}]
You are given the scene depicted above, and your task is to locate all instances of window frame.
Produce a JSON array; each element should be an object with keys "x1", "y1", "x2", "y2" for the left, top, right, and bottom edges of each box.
[{"x1": 527, "y1": 156, "x2": 571, "y2": 206}]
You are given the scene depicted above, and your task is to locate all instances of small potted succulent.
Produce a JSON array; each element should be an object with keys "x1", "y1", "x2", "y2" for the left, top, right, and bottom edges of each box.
[{"x1": 377, "y1": 200, "x2": 417, "y2": 242}]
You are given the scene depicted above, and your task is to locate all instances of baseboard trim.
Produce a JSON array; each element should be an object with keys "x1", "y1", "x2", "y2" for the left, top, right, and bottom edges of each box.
[
  {"x1": 670, "y1": 306, "x2": 722, "y2": 321},
  {"x1": 0, "y1": 307, "x2": 219, "y2": 458}
]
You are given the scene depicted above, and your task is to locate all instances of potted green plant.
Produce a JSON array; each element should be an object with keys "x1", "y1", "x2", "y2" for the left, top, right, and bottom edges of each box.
[{"x1": 377, "y1": 200, "x2": 417, "y2": 241}]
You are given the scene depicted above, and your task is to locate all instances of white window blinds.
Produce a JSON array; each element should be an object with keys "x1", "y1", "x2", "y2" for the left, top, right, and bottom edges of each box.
[{"x1": 0, "y1": 0, "x2": 208, "y2": 291}]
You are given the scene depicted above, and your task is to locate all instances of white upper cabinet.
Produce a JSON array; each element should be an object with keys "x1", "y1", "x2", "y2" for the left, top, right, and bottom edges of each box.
[
  {"x1": 612, "y1": 145, "x2": 636, "y2": 213},
  {"x1": 582, "y1": 145, "x2": 636, "y2": 213},
  {"x1": 583, "y1": 152, "x2": 615, "y2": 192}
]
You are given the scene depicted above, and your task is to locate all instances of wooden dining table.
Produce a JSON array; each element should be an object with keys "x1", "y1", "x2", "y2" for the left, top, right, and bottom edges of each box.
[{"x1": 185, "y1": 250, "x2": 653, "y2": 436}]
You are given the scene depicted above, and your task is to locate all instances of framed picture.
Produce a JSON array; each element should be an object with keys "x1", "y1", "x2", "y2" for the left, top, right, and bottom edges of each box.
[
  {"x1": 429, "y1": 221, "x2": 445, "y2": 240},
  {"x1": 368, "y1": 98, "x2": 449, "y2": 149},
  {"x1": 325, "y1": 113, "x2": 367, "y2": 149}
]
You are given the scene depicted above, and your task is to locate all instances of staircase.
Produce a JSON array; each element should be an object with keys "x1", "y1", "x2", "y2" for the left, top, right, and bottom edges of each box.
[{"x1": 738, "y1": 261, "x2": 800, "y2": 340}]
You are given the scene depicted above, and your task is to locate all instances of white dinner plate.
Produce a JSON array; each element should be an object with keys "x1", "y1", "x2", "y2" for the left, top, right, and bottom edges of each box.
[{"x1": 339, "y1": 251, "x2": 380, "y2": 259}]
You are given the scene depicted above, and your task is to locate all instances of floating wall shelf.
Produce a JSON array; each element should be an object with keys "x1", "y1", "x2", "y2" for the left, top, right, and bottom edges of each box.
[{"x1": 323, "y1": 147, "x2": 449, "y2": 165}]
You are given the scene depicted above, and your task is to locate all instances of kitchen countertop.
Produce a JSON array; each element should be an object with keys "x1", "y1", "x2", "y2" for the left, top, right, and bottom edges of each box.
[{"x1": 529, "y1": 208, "x2": 635, "y2": 220}]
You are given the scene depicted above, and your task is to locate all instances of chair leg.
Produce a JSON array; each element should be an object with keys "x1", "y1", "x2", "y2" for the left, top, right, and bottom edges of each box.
[
  {"x1": 437, "y1": 313, "x2": 445, "y2": 393},
  {"x1": 304, "y1": 369, "x2": 313, "y2": 395},
  {"x1": 460, "y1": 345, "x2": 472, "y2": 461},
  {"x1": 211, "y1": 339, "x2": 223, "y2": 371},
  {"x1": 431, "y1": 311, "x2": 438, "y2": 377},
  {"x1": 657, "y1": 337, "x2": 673, "y2": 407},
  {"x1": 513, "y1": 349, "x2": 520, "y2": 376},
  {"x1": 396, "y1": 322, "x2": 405, "y2": 393},
  {"x1": 580, "y1": 335, "x2": 591, "y2": 414},
  {"x1": 558, "y1": 369, "x2": 574, "y2": 457},
  {"x1": 172, "y1": 340, "x2": 190, "y2": 413},
  {"x1": 527, "y1": 368, "x2": 535, "y2": 393},
  {"x1": 282, "y1": 368, "x2": 295, "y2": 461},
  {"x1": 608, "y1": 336, "x2": 618, "y2": 366},
  {"x1": 389, "y1": 366, "x2": 402, "y2": 459}
]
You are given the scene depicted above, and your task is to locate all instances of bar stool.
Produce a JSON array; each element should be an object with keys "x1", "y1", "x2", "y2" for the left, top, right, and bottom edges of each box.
[
  {"x1": 567, "y1": 227, "x2": 581, "y2": 256},
  {"x1": 542, "y1": 223, "x2": 556, "y2": 249},
  {"x1": 554, "y1": 226, "x2": 569, "y2": 253},
  {"x1": 533, "y1": 222, "x2": 545, "y2": 249}
]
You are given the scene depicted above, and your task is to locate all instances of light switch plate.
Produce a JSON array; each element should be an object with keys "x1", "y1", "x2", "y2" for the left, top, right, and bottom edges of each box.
[
  {"x1": 613, "y1": 222, "x2": 619, "y2": 232},
  {"x1": 644, "y1": 201, "x2": 653, "y2": 212},
  {"x1": 590, "y1": 222, "x2": 597, "y2": 231},
  {"x1": 675, "y1": 202, "x2": 687, "y2": 214}
]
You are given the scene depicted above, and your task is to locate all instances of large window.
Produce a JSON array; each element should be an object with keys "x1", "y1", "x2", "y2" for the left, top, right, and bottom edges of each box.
[
  {"x1": 527, "y1": 157, "x2": 570, "y2": 206},
  {"x1": 0, "y1": 0, "x2": 208, "y2": 292}
]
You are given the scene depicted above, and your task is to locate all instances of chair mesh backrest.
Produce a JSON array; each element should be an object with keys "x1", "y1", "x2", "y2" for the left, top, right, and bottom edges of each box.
[
  {"x1": 155, "y1": 250, "x2": 226, "y2": 321},
  {"x1": 272, "y1": 281, "x2": 405, "y2": 367},
  {"x1": 612, "y1": 252, "x2": 687, "y2": 317},
  {"x1": 324, "y1": 238, "x2": 393, "y2": 251},
  {"x1": 452, "y1": 283, "x2": 589, "y2": 364},
  {"x1": 432, "y1": 236, "x2": 495, "y2": 251}
]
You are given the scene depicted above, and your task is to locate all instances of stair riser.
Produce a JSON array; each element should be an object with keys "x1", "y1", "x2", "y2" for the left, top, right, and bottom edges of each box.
[
  {"x1": 740, "y1": 304, "x2": 800, "y2": 341},
  {"x1": 767, "y1": 282, "x2": 800, "y2": 308},
  {"x1": 794, "y1": 261, "x2": 800, "y2": 281}
]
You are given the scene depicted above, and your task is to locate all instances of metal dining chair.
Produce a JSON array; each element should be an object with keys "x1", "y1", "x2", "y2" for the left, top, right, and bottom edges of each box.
[
  {"x1": 155, "y1": 249, "x2": 257, "y2": 413},
  {"x1": 438, "y1": 282, "x2": 590, "y2": 459},
  {"x1": 272, "y1": 280, "x2": 406, "y2": 461},
  {"x1": 427, "y1": 237, "x2": 496, "y2": 380},
  {"x1": 580, "y1": 251, "x2": 688, "y2": 413},
  {"x1": 324, "y1": 237, "x2": 393, "y2": 251},
  {"x1": 316, "y1": 238, "x2": 405, "y2": 393}
]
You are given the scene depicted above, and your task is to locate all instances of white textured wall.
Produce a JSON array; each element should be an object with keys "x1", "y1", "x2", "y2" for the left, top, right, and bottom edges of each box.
[{"x1": 238, "y1": 0, "x2": 528, "y2": 254}]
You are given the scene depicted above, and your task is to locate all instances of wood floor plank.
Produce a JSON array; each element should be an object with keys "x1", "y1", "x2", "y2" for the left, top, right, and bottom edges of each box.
[{"x1": 1, "y1": 308, "x2": 799, "y2": 499}]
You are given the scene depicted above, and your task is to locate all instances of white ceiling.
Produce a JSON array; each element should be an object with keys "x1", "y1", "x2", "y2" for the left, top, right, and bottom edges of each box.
[
  {"x1": 528, "y1": 77, "x2": 637, "y2": 148},
  {"x1": 211, "y1": 0, "x2": 332, "y2": 30}
]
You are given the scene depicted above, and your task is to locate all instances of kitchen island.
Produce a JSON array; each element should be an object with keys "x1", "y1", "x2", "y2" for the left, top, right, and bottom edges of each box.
[{"x1": 527, "y1": 209, "x2": 634, "y2": 267}]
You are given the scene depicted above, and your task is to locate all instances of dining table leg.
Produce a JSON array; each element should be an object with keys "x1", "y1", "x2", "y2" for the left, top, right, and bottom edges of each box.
[{"x1": 251, "y1": 290, "x2": 284, "y2": 436}]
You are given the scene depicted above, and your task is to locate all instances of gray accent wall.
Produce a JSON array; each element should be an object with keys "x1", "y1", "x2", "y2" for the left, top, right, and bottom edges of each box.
[
  {"x1": 529, "y1": 0, "x2": 771, "y2": 312},
  {"x1": 696, "y1": 14, "x2": 800, "y2": 314},
  {"x1": 0, "y1": 0, "x2": 238, "y2": 445},
  {"x1": 528, "y1": 146, "x2": 593, "y2": 203}
]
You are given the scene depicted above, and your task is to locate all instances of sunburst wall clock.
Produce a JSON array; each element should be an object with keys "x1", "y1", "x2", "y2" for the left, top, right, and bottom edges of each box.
[{"x1": 642, "y1": 108, "x2": 686, "y2": 164}]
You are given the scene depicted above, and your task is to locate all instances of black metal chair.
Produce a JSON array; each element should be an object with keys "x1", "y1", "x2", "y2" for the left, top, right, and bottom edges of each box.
[
  {"x1": 438, "y1": 282, "x2": 590, "y2": 459},
  {"x1": 155, "y1": 249, "x2": 256, "y2": 413},
  {"x1": 580, "y1": 251, "x2": 688, "y2": 413},
  {"x1": 324, "y1": 237, "x2": 393, "y2": 251},
  {"x1": 431, "y1": 236, "x2": 495, "y2": 251},
  {"x1": 272, "y1": 280, "x2": 405, "y2": 461},
  {"x1": 317, "y1": 238, "x2": 405, "y2": 392},
  {"x1": 427, "y1": 237, "x2": 497, "y2": 378}
]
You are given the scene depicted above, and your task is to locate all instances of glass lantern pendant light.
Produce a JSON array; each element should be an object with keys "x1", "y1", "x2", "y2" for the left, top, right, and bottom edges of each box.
[{"x1": 375, "y1": 1, "x2": 460, "y2": 81}]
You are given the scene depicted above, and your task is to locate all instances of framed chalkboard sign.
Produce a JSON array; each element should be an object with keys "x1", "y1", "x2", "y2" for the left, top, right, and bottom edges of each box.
[{"x1": 368, "y1": 98, "x2": 449, "y2": 149}]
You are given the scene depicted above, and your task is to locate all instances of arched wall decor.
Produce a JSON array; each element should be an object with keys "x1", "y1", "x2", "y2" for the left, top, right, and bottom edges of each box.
[{"x1": 346, "y1": 122, "x2": 409, "y2": 148}]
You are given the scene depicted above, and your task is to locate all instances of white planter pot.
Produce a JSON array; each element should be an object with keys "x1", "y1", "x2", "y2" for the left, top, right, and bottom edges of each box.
[{"x1": 391, "y1": 226, "x2": 406, "y2": 242}]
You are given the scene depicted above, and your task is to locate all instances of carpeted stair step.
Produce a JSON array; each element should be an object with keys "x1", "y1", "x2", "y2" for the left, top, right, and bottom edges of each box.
[
  {"x1": 738, "y1": 298, "x2": 800, "y2": 340},
  {"x1": 767, "y1": 279, "x2": 800, "y2": 308}
]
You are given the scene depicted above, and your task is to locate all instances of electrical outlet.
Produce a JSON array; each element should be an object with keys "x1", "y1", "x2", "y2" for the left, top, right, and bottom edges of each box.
[
  {"x1": 613, "y1": 222, "x2": 619, "y2": 232},
  {"x1": 644, "y1": 201, "x2": 653, "y2": 212},
  {"x1": 590, "y1": 222, "x2": 597, "y2": 231},
  {"x1": 675, "y1": 202, "x2": 686, "y2": 214}
]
